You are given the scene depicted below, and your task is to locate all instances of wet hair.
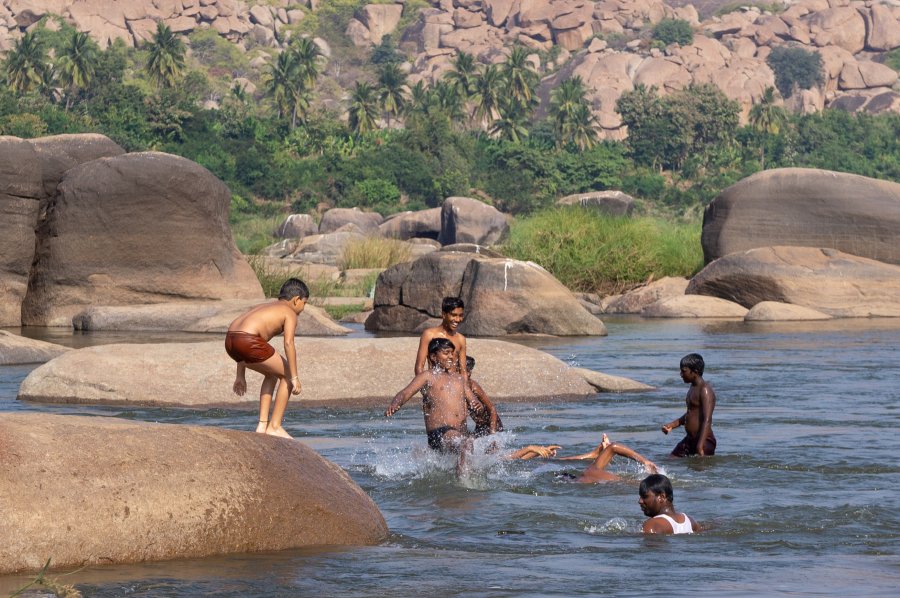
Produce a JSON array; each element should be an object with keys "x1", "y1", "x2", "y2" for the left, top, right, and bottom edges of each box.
[
  {"x1": 279, "y1": 278, "x2": 309, "y2": 301},
  {"x1": 442, "y1": 296, "x2": 464, "y2": 313},
  {"x1": 639, "y1": 474, "x2": 674, "y2": 502},
  {"x1": 428, "y1": 337, "x2": 455, "y2": 355},
  {"x1": 465, "y1": 356, "x2": 475, "y2": 372},
  {"x1": 680, "y1": 353, "x2": 704, "y2": 376}
]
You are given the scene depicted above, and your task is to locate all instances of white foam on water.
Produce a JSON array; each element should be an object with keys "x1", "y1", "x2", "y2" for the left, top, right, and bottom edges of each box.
[{"x1": 584, "y1": 517, "x2": 631, "y2": 534}]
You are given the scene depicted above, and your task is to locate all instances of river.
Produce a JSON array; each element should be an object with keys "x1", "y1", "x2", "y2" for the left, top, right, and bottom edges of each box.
[{"x1": 1, "y1": 317, "x2": 898, "y2": 597}]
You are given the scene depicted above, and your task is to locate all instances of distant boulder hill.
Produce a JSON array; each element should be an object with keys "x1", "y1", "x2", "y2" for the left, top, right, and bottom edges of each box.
[{"x1": 1, "y1": 0, "x2": 899, "y2": 136}]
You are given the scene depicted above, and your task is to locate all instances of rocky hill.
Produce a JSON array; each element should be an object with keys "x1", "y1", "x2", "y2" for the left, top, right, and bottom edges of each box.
[{"x1": 2, "y1": 0, "x2": 899, "y2": 137}]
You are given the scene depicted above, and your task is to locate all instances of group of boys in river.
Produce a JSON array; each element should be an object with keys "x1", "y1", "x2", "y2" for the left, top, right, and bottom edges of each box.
[{"x1": 225, "y1": 279, "x2": 712, "y2": 535}]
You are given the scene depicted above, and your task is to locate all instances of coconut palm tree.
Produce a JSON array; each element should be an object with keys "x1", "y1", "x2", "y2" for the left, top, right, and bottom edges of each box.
[
  {"x1": 56, "y1": 31, "x2": 99, "y2": 111},
  {"x1": 291, "y1": 37, "x2": 323, "y2": 90},
  {"x1": 445, "y1": 51, "x2": 479, "y2": 100},
  {"x1": 348, "y1": 81, "x2": 379, "y2": 136},
  {"x1": 471, "y1": 63, "x2": 503, "y2": 129},
  {"x1": 145, "y1": 23, "x2": 185, "y2": 88},
  {"x1": 404, "y1": 80, "x2": 433, "y2": 129},
  {"x1": 549, "y1": 75, "x2": 589, "y2": 144},
  {"x1": 501, "y1": 46, "x2": 538, "y2": 112},
  {"x1": 565, "y1": 103, "x2": 600, "y2": 150},
  {"x1": 749, "y1": 86, "x2": 787, "y2": 169},
  {"x1": 489, "y1": 101, "x2": 529, "y2": 142},
  {"x1": 378, "y1": 63, "x2": 407, "y2": 128},
  {"x1": 433, "y1": 79, "x2": 466, "y2": 126},
  {"x1": 5, "y1": 31, "x2": 50, "y2": 94}
]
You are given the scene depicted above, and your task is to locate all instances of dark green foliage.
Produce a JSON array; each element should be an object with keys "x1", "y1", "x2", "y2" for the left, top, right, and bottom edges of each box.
[
  {"x1": 766, "y1": 46, "x2": 824, "y2": 98},
  {"x1": 370, "y1": 34, "x2": 403, "y2": 65},
  {"x1": 651, "y1": 19, "x2": 694, "y2": 46}
]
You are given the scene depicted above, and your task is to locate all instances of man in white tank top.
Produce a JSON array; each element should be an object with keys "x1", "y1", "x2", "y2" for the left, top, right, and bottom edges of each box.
[{"x1": 639, "y1": 474, "x2": 700, "y2": 535}]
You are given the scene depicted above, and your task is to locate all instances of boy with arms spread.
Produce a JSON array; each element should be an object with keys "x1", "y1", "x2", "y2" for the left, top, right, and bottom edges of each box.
[
  {"x1": 387, "y1": 337, "x2": 476, "y2": 476},
  {"x1": 226, "y1": 278, "x2": 308, "y2": 439},
  {"x1": 639, "y1": 474, "x2": 700, "y2": 535},
  {"x1": 415, "y1": 297, "x2": 467, "y2": 381},
  {"x1": 662, "y1": 353, "x2": 717, "y2": 457}
]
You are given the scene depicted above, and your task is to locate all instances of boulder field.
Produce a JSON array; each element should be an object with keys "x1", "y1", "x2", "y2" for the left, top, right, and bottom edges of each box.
[
  {"x1": 0, "y1": 413, "x2": 388, "y2": 575},
  {"x1": 16, "y1": 336, "x2": 638, "y2": 408}
]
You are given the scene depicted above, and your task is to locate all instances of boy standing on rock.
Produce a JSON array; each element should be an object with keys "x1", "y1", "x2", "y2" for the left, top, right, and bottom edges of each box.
[
  {"x1": 661, "y1": 353, "x2": 717, "y2": 456},
  {"x1": 226, "y1": 278, "x2": 308, "y2": 439}
]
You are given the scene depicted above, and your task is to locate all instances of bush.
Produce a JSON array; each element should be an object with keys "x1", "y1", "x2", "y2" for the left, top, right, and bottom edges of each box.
[
  {"x1": 501, "y1": 207, "x2": 703, "y2": 293},
  {"x1": 651, "y1": 19, "x2": 694, "y2": 46},
  {"x1": 345, "y1": 178, "x2": 401, "y2": 212},
  {"x1": 766, "y1": 46, "x2": 824, "y2": 98}
]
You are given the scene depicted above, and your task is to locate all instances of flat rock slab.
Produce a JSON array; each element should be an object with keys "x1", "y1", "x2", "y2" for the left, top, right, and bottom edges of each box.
[
  {"x1": 573, "y1": 368, "x2": 655, "y2": 393},
  {"x1": 71, "y1": 301, "x2": 350, "y2": 335},
  {"x1": 0, "y1": 330, "x2": 70, "y2": 364},
  {"x1": 0, "y1": 413, "x2": 387, "y2": 575},
  {"x1": 642, "y1": 295, "x2": 749, "y2": 318},
  {"x1": 744, "y1": 301, "x2": 833, "y2": 321},
  {"x1": 19, "y1": 337, "x2": 601, "y2": 407}
]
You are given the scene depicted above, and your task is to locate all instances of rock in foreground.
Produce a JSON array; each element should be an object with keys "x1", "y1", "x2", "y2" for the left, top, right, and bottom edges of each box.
[
  {"x1": 0, "y1": 413, "x2": 387, "y2": 575},
  {"x1": 18, "y1": 337, "x2": 602, "y2": 407}
]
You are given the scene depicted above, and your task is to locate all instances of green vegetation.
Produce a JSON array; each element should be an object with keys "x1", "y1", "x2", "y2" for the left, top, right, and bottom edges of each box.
[
  {"x1": 322, "y1": 302, "x2": 368, "y2": 320},
  {"x1": 766, "y1": 46, "x2": 824, "y2": 98},
  {"x1": 651, "y1": 19, "x2": 694, "y2": 47},
  {"x1": 885, "y1": 48, "x2": 900, "y2": 72},
  {"x1": 502, "y1": 208, "x2": 704, "y2": 293},
  {"x1": 340, "y1": 236, "x2": 412, "y2": 269}
]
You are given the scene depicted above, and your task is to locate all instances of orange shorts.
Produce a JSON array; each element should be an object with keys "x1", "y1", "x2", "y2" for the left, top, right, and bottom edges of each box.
[{"x1": 225, "y1": 332, "x2": 275, "y2": 364}]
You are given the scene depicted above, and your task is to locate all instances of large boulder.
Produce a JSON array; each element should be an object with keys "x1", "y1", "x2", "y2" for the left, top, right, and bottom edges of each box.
[
  {"x1": 289, "y1": 229, "x2": 366, "y2": 266},
  {"x1": 379, "y1": 207, "x2": 442, "y2": 240},
  {"x1": 0, "y1": 137, "x2": 43, "y2": 327},
  {"x1": 28, "y1": 133, "x2": 125, "y2": 196},
  {"x1": 0, "y1": 413, "x2": 387, "y2": 574},
  {"x1": 22, "y1": 152, "x2": 263, "y2": 326},
  {"x1": 685, "y1": 246, "x2": 900, "y2": 318},
  {"x1": 275, "y1": 213, "x2": 318, "y2": 239},
  {"x1": 319, "y1": 207, "x2": 384, "y2": 235},
  {"x1": 744, "y1": 301, "x2": 832, "y2": 322},
  {"x1": 438, "y1": 196, "x2": 510, "y2": 246},
  {"x1": 0, "y1": 330, "x2": 70, "y2": 365},
  {"x1": 642, "y1": 295, "x2": 749, "y2": 318},
  {"x1": 556, "y1": 191, "x2": 636, "y2": 216},
  {"x1": 600, "y1": 277, "x2": 689, "y2": 314},
  {"x1": 18, "y1": 337, "x2": 601, "y2": 406},
  {"x1": 71, "y1": 301, "x2": 350, "y2": 335},
  {"x1": 369, "y1": 250, "x2": 606, "y2": 336},
  {"x1": 701, "y1": 168, "x2": 900, "y2": 265}
]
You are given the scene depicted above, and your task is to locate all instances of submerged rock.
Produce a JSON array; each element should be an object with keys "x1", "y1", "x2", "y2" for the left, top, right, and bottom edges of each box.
[{"x1": 0, "y1": 413, "x2": 387, "y2": 575}]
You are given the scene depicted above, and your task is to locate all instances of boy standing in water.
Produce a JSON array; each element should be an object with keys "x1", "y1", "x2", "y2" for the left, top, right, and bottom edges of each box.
[
  {"x1": 639, "y1": 474, "x2": 700, "y2": 534},
  {"x1": 387, "y1": 338, "x2": 476, "y2": 476},
  {"x1": 662, "y1": 353, "x2": 717, "y2": 457},
  {"x1": 415, "y1": 297, "x2": 467, "y2": 381},
  {"x1": 464, "y1": 356, "x2": 502, "y2": 437},
  {"x1": 226, "y1": 278, "x2": 308, "y2": 439}
]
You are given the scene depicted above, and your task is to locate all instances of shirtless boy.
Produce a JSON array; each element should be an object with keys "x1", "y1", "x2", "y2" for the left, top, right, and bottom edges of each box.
[
  {"x1": 639, "y1": 474, "x2": 700, "y2": 535},
  {"x1": 415, "y1": 297, "x2": 467, "y2": 381},
  {"x1": 226, "y1": 278, "x2": 308, "y2": 439},
  {"x1": 507, "y1": 434, "x2": 658, "y2": 483},
  {"x1": 661, "y1": 353, "x2": 717, "y2": 457},
  {"x1": 465, "y1": 356, "x2": 502, "y2": 437},
  {"x1": 387, "y1": 337, "x2": 476, "y2": 476}
]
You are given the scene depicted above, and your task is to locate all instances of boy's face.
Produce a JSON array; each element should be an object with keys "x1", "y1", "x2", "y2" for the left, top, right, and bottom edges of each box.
[
  {"x1": 430, "y1": 347, "x2": 456, "y2": 371},
  {"x1": 680, "y1": 366, "x2": 697, "y2": 383},
  {"x1": 441, "y1": 307, "x2": 464, "y2": 332},
  {"x1": 638, "y1": 490, "x2": 665, "y2": 517}
]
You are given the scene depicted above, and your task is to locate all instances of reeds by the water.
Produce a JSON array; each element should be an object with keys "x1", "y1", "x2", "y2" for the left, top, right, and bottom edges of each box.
[{"x1": 339, "y1": 236, "x2": 412, "y2": 270}]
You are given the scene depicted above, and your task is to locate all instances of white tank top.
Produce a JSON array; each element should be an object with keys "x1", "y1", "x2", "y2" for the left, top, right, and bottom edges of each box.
[{"x1": 653, "y1": 513, "x2": 694, "y2": 534}]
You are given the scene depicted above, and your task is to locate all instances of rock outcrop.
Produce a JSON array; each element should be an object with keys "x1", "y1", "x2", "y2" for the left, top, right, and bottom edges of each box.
[
  {"x1": 686, "y1": 246, "x2": 900, "y2": 318},
  {"x1": 557, "y1": 190, "x2": 637, "y2": 216},
  {"x1": 367, "y1": 249, "x2": 607, "y2": 336},
  {"x1": 438, "y1": 196, "x2": 510, "y2": 246},
  {"x1": 275, "y1": 213, "x2": 318, "y2": 239},
  {"x1": 0, "y1": 413, "x2": 387, "y2": 575},
  {"x1": 0, "y1": 330, "x2": 70, "y2": 365},
  {"x1": 319, "y1": 207, "x2": 384, "y2": 235},
  {"x1": 701, "y1": 168, "x2": 900, "y2": 266},
  {"x1": 22, "y1": 151, "x2": 263, "y2": 326},
  {"x1": 642, "y1": 294, "x2": 749, "y2": 318},
  {"x1": 18, "y1": 337, "x2": 604, "y2": 406},
  {"x1": 744, "y1": 300, "x2": 832, "y2": 321},
  {"x1": 600, "y1": 276, "x2": 688, "y2": 313}
]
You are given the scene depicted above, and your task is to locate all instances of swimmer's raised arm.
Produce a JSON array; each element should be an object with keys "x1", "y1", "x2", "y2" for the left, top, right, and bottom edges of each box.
[
  {"x1": 505, "y1": 445, "x2": 562, "y2": 460},
  {"x1": 385, "y1": 371, "x2": 432, "y2": 417}
]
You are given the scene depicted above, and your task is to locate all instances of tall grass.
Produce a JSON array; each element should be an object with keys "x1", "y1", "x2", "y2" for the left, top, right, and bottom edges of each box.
[
  {"x1": 501, "y1": 207, "x2": 704, "y2": 294},
  {"x1": 339, "y1": 236, "x2": 412, "y2": 270},
  {"x1": 231, "y1": 215, "x2": 280, "y2": 255}
]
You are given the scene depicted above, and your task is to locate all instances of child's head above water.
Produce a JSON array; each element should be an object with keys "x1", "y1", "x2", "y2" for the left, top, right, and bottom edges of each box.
[
  {"x1": 465, "y1": 356, "x2": 475, "y2": 373},
  {"x1": 279, "y1": 278, "x2": 310, "y2": 301},
  {"x1": 428, "y1": 337, "x2": 455, "y2": 355},
  {"x1": 680, "y1": 353, "x2": 704, "y2": 376}
]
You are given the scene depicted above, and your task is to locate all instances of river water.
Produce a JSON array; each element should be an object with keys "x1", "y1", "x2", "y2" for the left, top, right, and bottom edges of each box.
[{"x1": 1, "y1": 317, "x2": 898, "y2": 597}]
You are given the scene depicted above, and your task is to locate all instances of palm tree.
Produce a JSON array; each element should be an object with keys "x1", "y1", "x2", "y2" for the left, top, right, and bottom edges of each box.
[
  {"x1": 433, "y1": 80, "x2": 466, "y2": 125},
  {"x1": 348, "y1": 81, "x2": 379, "y2": 136},
  {"x1": 145, "y1": 23, "x2": 185, "y2": 88},
  {"x1": 501, "y1": 46, "x2": 538, "y2": 112},
  {"x1": 378, "y1": 63, "x2": 407, "y2": 128},
  {"x1": 549, "y1": 76, "x2": 588, "y2": 145},
  {"x1": 56, "y1": 31, "x2": 98, "y2": 110},
  {"x1": 445, "y1": 51, "x2": 478, "y2": 100},
  {"x1": 291, "y1": 37, "x2": 323, "y2": 90},
  {"x1": 749, "y1": 86, "x2": 787, "y2": 169},
  {"x1": 471, "y1": 64, "x2": 503, "y2": 129},
  {"x1": 404, "y1": 80, "x2": 432, "y2": 129},
  {"x1": 489, "y1": 101, "x2": 529, "y2": 142},
  {"x1": 265, "y1": 51, "x2": 299, "y2": 122},
  {"x1": 5, "y1": 31, "x2": 50, "y2": 94},
  {"x1": 566, "y1": 103, "x2": 600, "y2": 150}
]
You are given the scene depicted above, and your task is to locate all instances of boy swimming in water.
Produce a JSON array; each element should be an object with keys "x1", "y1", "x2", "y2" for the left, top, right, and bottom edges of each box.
[
  {"x1": 507, "y1": 435, "x2": 658, "y2": 483},
  {"x1": 415, "y1": 297, "x2": 467, "y2": 381},
  {"x1": 386, "y1": 337, "x2": 477, "y2": 476},
  {"x1": 465, "y1": 356, "x2": 502, "y2": 437},
  {"x1": 639, "y1": 474, "x2": 700, "y2": 534},
  {"x1": 226, "y1": 278, "x2": 308, "y2": 439},
  {"x1": 661, "y1": 353, "x2": 717, "y2": 457}
]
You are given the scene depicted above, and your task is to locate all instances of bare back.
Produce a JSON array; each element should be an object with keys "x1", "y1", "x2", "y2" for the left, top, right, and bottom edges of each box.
[{"x1": 228, "y1": 301, "x2": 297, "y2": 341}]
